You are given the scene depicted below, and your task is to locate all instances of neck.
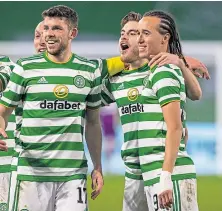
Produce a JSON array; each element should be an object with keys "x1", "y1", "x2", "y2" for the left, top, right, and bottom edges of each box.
[
  {"x1": 47, "y1": 44, "x2": 72, "y2": 63},
  {"x1": 129, "y1": 59, "x2": 148, "y2": 70}
]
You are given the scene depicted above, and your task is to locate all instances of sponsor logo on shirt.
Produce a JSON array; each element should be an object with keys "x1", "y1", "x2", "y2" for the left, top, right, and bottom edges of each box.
[
  {"x1": 53, "y1": 85, "x2": 69, "y2": 99},
  {"x1": 127, "y1": 88, "x2": 139, "y2": 101},
  {"x1": 40, "y1": 100, "x2": 81, "y2": 111},
  {"x1": 121, "y1": 103, "x2": 144, "y2": 115}
]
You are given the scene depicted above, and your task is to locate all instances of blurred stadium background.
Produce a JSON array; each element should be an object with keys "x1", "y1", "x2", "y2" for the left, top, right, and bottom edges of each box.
[{"x1": 1, "y1": 1, "x2": 222, "y2": 210}]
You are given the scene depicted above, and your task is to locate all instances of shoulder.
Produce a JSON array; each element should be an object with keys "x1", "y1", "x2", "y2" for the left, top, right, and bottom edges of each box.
[
  {"x1": 17, "y1": 53, "x2": 45, "y2": 68},
  {"x1": 73, "y1": 54, "x2": 98, "y2": 73},
  {"x1": 150, "y1": 64, "x2": 183, "y2": 81},
  {"x1": 0, "y1": 55, "x2": 12, "y2": 63}
]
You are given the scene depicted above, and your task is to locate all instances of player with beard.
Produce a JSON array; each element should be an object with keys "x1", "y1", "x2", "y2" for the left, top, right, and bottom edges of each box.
[
  {"x1": 102, "y1": 11, "x2": 203, "y2": 211},
  {"x1": 0, "y1": 5, "x2": 104, "y2": 211},
  {"x1": 0, "y1": 21, "x2": 47, "y2": 211},
  {"x1": 0, "y1": 7, "x2": 209, "y2": 211}
]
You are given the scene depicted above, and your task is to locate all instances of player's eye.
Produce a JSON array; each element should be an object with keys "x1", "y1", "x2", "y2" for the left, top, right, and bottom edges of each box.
[
  {"x1": 143, "y1": 31, "x2": 150, "y2": 36},
  {"x1": 53, "y1": 26, "x2": 62, "y2": 30},
  {"x1": 129, "y1": 32, "x2": 137, "y2": 36}
]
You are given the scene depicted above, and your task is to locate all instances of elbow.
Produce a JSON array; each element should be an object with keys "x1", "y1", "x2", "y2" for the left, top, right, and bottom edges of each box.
[
  {"x1": 168, "y1": 124, "x2": 183, "y2": 134},
  {"x1": 189, "y1": 89, "x2": 202, "y2": 101}
]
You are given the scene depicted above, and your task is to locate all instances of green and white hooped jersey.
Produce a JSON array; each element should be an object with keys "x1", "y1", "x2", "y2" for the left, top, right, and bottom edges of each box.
[
  {"x1": 139, "y1": 64, "x2": 196, "y2": 187},
  {"x1": 0, "y1": 56, "x2": 16, "y2": 173},
  {"x1": 0, "y1": 52, "x2": 101, "y2": 182},
  {"x1": 102, "y1": 64, "x2": 149, "y2": 180}
]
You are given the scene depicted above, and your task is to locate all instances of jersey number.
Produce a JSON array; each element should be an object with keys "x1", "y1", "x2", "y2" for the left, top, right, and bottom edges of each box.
[
  {"x1": 77, "y1": 187, "x2": 87, "y2": 204},
  {"x1": 153, "y1": 194, "x2": 159, "y2": 211}
]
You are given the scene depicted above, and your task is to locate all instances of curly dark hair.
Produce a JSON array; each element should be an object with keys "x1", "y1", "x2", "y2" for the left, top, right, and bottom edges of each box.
[{"x1": 42, "y1": 5, "x2": 78, "y2": 29}]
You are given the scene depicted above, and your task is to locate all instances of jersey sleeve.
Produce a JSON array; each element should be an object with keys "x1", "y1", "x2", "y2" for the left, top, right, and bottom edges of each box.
[
  {"x1": 105, "y1": 57, "x2": 124, "y2": 76},
  {"x1": 86, "y1": 65, "x2": 102, "y2": 110},
  {"x1": 0, "y1": 64, "x2": 25, "y2": 108},
  {"x1": 91, "y1": 57, "x2": 124, "y2": 80},
  {"x1": 101, "y1": 79, "x2": 115, "y2": 106},
  {"x1": 150, "y1": 65, "x2": 182, "y2": 107},
  {"x1": 0, "y1": 56, "x2": 15, "y2": 90}
]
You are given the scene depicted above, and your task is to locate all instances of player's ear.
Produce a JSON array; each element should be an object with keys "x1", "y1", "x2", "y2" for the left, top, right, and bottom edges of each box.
[
  {"x1": 70, "y1": 28, "x2": 78, "y2": 40},
  {"x1": 161, "y1": 33, "x2": 170, "y2": 45}
]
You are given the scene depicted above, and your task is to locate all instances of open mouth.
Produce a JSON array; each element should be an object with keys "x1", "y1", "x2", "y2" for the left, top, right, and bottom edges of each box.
[{"x1": 121, "y1": 43, "x2": 129, "y2": 51}]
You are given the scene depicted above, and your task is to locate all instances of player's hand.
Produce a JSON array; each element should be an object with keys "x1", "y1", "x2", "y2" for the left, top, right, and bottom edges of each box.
[
  {"x1": 91, "y1": 168, "x2": 104, "y2": 200},
  {"x1": 149, "y1": 53, "x2": 182, "y2": 69},
  {"x1": 0, "y1": 128, "x2": 8, "y2": 151},
  {"x1": 158, "y1": 171, "x2": 173, "y2": 210},
  {"x1": 159, "y1": 189, "x2": 173, "y2": 210},
  {"x1": 185, "y1": 56, "x2": 210, "y2": 80}
]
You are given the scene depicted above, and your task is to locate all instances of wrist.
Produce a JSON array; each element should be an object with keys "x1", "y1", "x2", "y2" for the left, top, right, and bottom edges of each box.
[
  {"x1": 160, "y1": 171, "x2": 171, "y2": 181},
  {"x1": 158, "y1": 171, "x2": 173, "y2": 194},
  {"x1": 178, "y1": 58, "x2": 186, "y2": 70},
  {"x1": 93, "y1": 165, "x2": 102, "y2": 172}
]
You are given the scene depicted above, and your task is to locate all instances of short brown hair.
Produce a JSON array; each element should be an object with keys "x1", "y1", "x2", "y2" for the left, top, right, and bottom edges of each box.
[
  {"x1": 42, "y1": 5, "x2": 78, "y2": 29},
  {"x1": 120, "y1": 11, "x2": 142, "y2": 28}
]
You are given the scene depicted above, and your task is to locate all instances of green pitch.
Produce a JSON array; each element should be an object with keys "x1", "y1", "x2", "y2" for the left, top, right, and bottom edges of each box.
[{"x1": 87, "y1": 175, "x2": 222, "y2": 211}]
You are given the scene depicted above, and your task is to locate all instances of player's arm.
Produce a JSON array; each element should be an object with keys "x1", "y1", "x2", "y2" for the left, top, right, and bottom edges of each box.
[
  {"x1": 151, "y1": 66, "x2": 184, "y2": 209},
  {"x1": 0, "y1": 104, "x2": 14, "y2": 151},
  {"x1": 162, "y1": 102, "x2": 182, "y2": 173},
  {"x1": 101, "y1": 79, "x2": 115, "y2": 106},
  {"x1": 152, "y1": 66, "x2": 183, "y2": 173},
  {"x1": 178, "y1": 61, "x2": 202, "y2": 101},
  {"x1": 0, "y1": 57, "x2": 14, "y2": 91},
  {"x1": 148, "y1": 53, "x2": 202, "y2": 100},
  {"x1": 184, "y1": 127, "x2": 188, "y2": 146},
  {"x1": 0, "y1": 63, "x2": 25, "y2": 149},
  {"x1": 85, "y1": 65, "x2": 104, "y2": 200},
  {"x1": 105, "y1": 57, "x2": 125, "y2": 76},
  {"x1": 91, "y1": 58, "x2": 124, "y2": 80},
  {"x1": 160, "y1": 101, "x2": 182, "y2": 210},
  {"x1": 85, "y1": 107, "x2": 102, "y2": 177}
]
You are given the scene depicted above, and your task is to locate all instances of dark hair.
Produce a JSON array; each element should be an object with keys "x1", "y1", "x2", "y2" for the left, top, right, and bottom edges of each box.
[
  {"x1": 42, "y1": 5, "x2": 78, "y2": 29},
  {"x1": 143, "y1": 10, "x2": 188, "y2": 67},
  {"x1": 121, "y1": 11, "x2": 142, "y2": 28}
]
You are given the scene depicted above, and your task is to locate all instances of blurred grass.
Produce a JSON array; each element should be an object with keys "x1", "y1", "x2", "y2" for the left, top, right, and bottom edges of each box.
[{"x1": 88, "y1": 175, "x2": 222, "y2": 211}]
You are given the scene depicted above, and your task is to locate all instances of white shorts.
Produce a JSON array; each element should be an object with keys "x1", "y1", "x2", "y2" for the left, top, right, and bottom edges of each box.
[
  {"x1": 144, "y1": 179, "x2": 199, "y2": 211},
  {"x1": 10, "y1": 179, "x2": 88, "y2": 211},
  {"x1": 8, "y1": 170, "x2": 17, "y2": 211},
  {"x1": 123, "y1": 177, "x2": 149, "y2": 211},
  {"x1": 0, "y1": 172, "x2": 10, "y2": 210}
]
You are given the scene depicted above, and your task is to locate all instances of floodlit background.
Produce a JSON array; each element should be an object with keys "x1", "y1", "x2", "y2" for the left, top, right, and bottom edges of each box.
[{"x1": 1, "y1": 1, "x2": 222, "y2": 210}]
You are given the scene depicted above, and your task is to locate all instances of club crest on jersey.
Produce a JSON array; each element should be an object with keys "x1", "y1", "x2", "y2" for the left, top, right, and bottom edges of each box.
[
  {"x1": 73, "y1": 75, "x2": 85, "y2": 88},
  {"x1": 53, "y1": 85, "x2": 69, "y2": 99},
  {"x1": 127, "y1": 88, "x2": 139, "y2": 101}
]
